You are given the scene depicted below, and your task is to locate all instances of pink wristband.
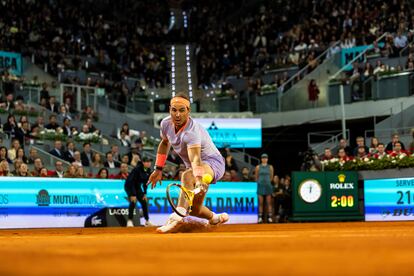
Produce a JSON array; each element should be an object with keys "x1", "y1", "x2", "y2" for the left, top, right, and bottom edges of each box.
[
  {"x1": 193, "y1": 166, "x2": 205, "y2": 177},
  {"x1": 155, "y1": 154, "x2": 167, "y2": 167}
]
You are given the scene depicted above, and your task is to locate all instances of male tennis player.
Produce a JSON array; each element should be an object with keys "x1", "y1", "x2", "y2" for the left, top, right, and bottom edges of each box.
[{"x1": 148, "y1": 92, "x2": 229, "y2": 233}]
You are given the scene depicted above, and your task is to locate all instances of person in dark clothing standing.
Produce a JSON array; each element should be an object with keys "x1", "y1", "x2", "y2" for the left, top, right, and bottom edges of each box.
[{"x1": 124, "y1": 156, "x2": 154, "y2": 227}]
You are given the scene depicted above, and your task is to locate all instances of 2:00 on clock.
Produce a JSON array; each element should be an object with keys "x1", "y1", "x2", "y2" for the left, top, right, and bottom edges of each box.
[{"x1": 331, "y1": 195, "x2": 354, "y2": 208}]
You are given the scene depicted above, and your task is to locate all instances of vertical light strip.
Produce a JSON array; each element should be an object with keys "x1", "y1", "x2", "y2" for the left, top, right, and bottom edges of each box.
[
  {"x1": 171, "y1": 45, "x2": 176, "y2": 97},
  {"x1": 186, "y1": 44, "x2": 193, "y2": 103}
]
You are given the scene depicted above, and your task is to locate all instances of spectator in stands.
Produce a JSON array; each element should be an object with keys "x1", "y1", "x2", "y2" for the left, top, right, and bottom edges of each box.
[
  {"x1": 61, "y1": 118, "x2": 73, "y2": 137},
  {"x1": 16, "y1": 163, "x2": 31, "y2": 177},
  {"x1": 0, "y1": 94, "x2": 15, "y2": 111},
  {"x1": 49, "y1": 140, "x2": 64, "y2": 159},
  {"x1": 104, "y1": 152, "x2": 120, "y2": 168},
  {"x1": 31, "y1": 158, "x2": 43, "y2": 176},
  {"x1": 11, "y1": 159, "x2": 23, "y2": 176},
  {"x1": 386, "y1": 134, "x2": 406, "y2": 152},
  {"x1": 0, "y1": 160, "x2": 13, "y2": 176},
  {"x1": 355, "y1": 146, "x2": 369, "y2": 160},
  {"x1": 353, "y1": 136, "x2": 369, "y2": 157},
  {"x1": 0, "y1": 146, "x2": 12, "y2": 164},
  {"x1": 47, "y1": 96, "x2": 59, "y2": 113},
  {"x1": 362, "y1": 63, "x2": 374, "y2": 80},
  {"x1": 321, "y1": 148, "x2": 334, "y2": 161},
  {"x1": 307, "y1": 79, "x2": 320, "y2": 108},
  {"x1": 221, "y1": 171, "x2": 232, "y2": 182},
  {"x1": 338, "y1": 138, "x2": 353, "y2": 156},
  {"x1": 80, "y1": 142, "x2": 93, "y2": 167},
  {"x1": 85, "y1": 118, "x2": 98, "y2": 134},
  {"x1": 64, "y1": 141, "x2": 76, "y2": 163},
  {"x1": 230, "y1": 169, "x2": 240, "y2": 182},
  {"x1": 116, "y1": 163, "x2": 130, "y2": 180},
  {"x1": 45, "y1": 115, "x2": 60, "y2": 130},
  {"x1": 8, "y1": 139, "x2": 21, "y2": 161},
  {"x1": 96, "y1": 168, "x2": 109, "y2": 179},
  {"x1": 3, "y1": 114, "x2": 17, "y2": 138},
  {"x1": 117, "y1": 123, "x2": 140, "y2": 144},
  {"x1": 241, "y1": 167, "x2": 254, "y2": 182},
  {"x1": 111, "y1": 145, "x2": 121, "y2": 162},
  {"x1": 76, "y1": 166, "x2": 88, "y2": 178},
  {"x1": 337, "y1": 148, "x2": 351, "y2": 162},
  {"x1": 91, "y1": 153, "x2": 103, "y2": 168},
  {"x1": 15, "y1": 148, "x2": 28, "y2": 164},
  {"x1": 31, "y1": 117, "x2": 45, "y2": 132},
  {"x1": 18, "y1": 116, "x2": 30, "y2": 129},
  {"x1": 255, "y1": 153, "x2": 274, "y2": 223},
  {"x1": 81, "y1": 106, "x2": 98, "y2": 121},
  {"x1": 121, "y1": 154, "x2": 130, "y2": 165},
  {"x1": 72, "y1": 151, "x2": 83, "y2": 167},
  {"x1": 369, "y1": 137, "x2": 380, "y2": 154},
  {"x1": 273, "y1": 174, "x2": 285, "y2": 222},
  {"x1": 225, "y1": 154, "x2": 238, "y2": 172},
  {"x1": 14, "y1": 121, "x2": 31, "y2": 147},
  {"x1": 119, "y1": 130, "x2": 132, "y2": 147},
  {"x1": 40, "y1": 83, "x2": 50, "y2": 103},
  {"x1": 51, "y1": 160, "x2": 65, "y2": 178},
  {"x1": 372, "y1": 143, "x2": 387, "y2": 159},
  {"x1": 58, "y1": 106, "x2": 72, "y2": 121},
  {"x1": 27, "y1": 148, "x2": 38, "y2": 164},
  {"x1": 394, "y1": 31, "x2": 408, "y2": 50},
  {"x1": 64, "y1": 165, "x2": 77, "y2": 178},
  {"x1": 389, "y1": 142, "x2": 407, "y2": 157}
]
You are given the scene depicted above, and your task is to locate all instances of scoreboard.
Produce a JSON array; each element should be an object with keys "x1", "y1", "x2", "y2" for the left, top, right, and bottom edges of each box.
[
  {"x1": 291, "y1": 171, "x2": 362, "y2": 221},
  {"x1": 365, "y1": 177, "x2": 414, "y2": 221}
]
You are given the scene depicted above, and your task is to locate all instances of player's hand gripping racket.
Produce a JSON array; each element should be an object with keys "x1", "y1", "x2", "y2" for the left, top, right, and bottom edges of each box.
[{"x1": 166, "y1": 183, "x2": 202, "y2": 217}]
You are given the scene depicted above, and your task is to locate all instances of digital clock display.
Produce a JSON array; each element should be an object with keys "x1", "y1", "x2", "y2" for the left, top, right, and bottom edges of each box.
[{"x1": 331, "y1": 195, "x2": 355, "y2": 208}]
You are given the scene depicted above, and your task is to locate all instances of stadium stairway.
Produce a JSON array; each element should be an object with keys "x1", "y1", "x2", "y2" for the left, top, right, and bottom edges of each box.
[{"x1": 279, "y1": 47, "x2": 342, "y2": 111}]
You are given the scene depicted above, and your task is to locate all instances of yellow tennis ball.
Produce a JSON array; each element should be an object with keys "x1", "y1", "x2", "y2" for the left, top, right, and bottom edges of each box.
[{"x1": 202, "y1": 173, "x2": 213, "y2": 184}]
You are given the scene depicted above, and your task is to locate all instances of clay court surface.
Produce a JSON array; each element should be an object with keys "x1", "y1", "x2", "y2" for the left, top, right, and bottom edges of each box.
[{"x1": 0, "y1": 222, "x2": 413, "y2": 275}]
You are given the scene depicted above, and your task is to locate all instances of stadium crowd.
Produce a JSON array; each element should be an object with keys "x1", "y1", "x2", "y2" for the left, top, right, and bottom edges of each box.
[
  {"x1": 0, "y1": 0, "x2": 170, "y2": 108},
  {"x1": 186, "y1": 0, "x2": 414, "y2": 90}
]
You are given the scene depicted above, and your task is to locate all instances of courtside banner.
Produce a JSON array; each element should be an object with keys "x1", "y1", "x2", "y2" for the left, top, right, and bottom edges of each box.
[
  {"x1": 364, "y1": 177, "x2": 414, "y2": 221},
  {"x1": 193, "y1": 118, "x2": 262, "y2": 148},
  {"x1": 0, "y1": 178, "x2": 257, "y2": 228},
  {"x1": 0, "y1": 51, "x2": 23, "y2": 76},
  {"x1": 148, "y1": 181, "x2": 258, "y2": 224}
]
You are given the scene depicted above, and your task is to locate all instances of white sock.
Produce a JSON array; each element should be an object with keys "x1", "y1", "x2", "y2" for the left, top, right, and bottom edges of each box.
[{"x1": 210, "y1": 212, "x2": 220, "y2": 224}]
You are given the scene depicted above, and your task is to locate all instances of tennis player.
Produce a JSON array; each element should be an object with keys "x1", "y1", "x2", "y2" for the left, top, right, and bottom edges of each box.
[{"x1": 148, "y1": 92, "x2": 229, "y2": 233}]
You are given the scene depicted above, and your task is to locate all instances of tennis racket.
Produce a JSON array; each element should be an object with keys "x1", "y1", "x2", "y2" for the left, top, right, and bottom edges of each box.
[{"x1": 166, "y1": 183, "x2": 201, "y2": 217}]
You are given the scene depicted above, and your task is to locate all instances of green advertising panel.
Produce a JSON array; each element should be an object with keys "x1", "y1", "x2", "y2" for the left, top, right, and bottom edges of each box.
[{"x1": 292, "y1": 171, "x2": 361, "y2": 221}]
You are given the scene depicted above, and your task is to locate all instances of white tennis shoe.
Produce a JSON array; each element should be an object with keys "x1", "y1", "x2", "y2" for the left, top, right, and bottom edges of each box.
[
  {"x1": 209, "y1": 212, "x2": 229, "y2": 225},
  {"x1": 156, "y1": 210, "x2": 185, "y2": 233},
  {"x1": 126, "y1": 219, "x2": 134, "y2": 227}
]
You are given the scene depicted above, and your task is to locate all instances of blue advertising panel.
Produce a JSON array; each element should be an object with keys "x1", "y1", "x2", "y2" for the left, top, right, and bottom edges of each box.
[
  {"x1": 364, "y1": 177, "x2": 414, "y2": 221},
  {"x1": 0, "y1": 51, "x2": 23, "y2": 76},
  {"x1": 341, "y1": 45, "x2": 370, "y2": 71},
  {"x1": 194, "y1": 118, "x2": 262, "y2": 148},
  {"x1": 0, "y1": 177, "x2": 257, "y2": 229}
]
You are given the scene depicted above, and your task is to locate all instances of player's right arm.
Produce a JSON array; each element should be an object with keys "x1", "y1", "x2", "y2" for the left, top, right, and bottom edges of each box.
[{"x1": 148, "y1": 138, "x2": 170, "y2": 188}]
